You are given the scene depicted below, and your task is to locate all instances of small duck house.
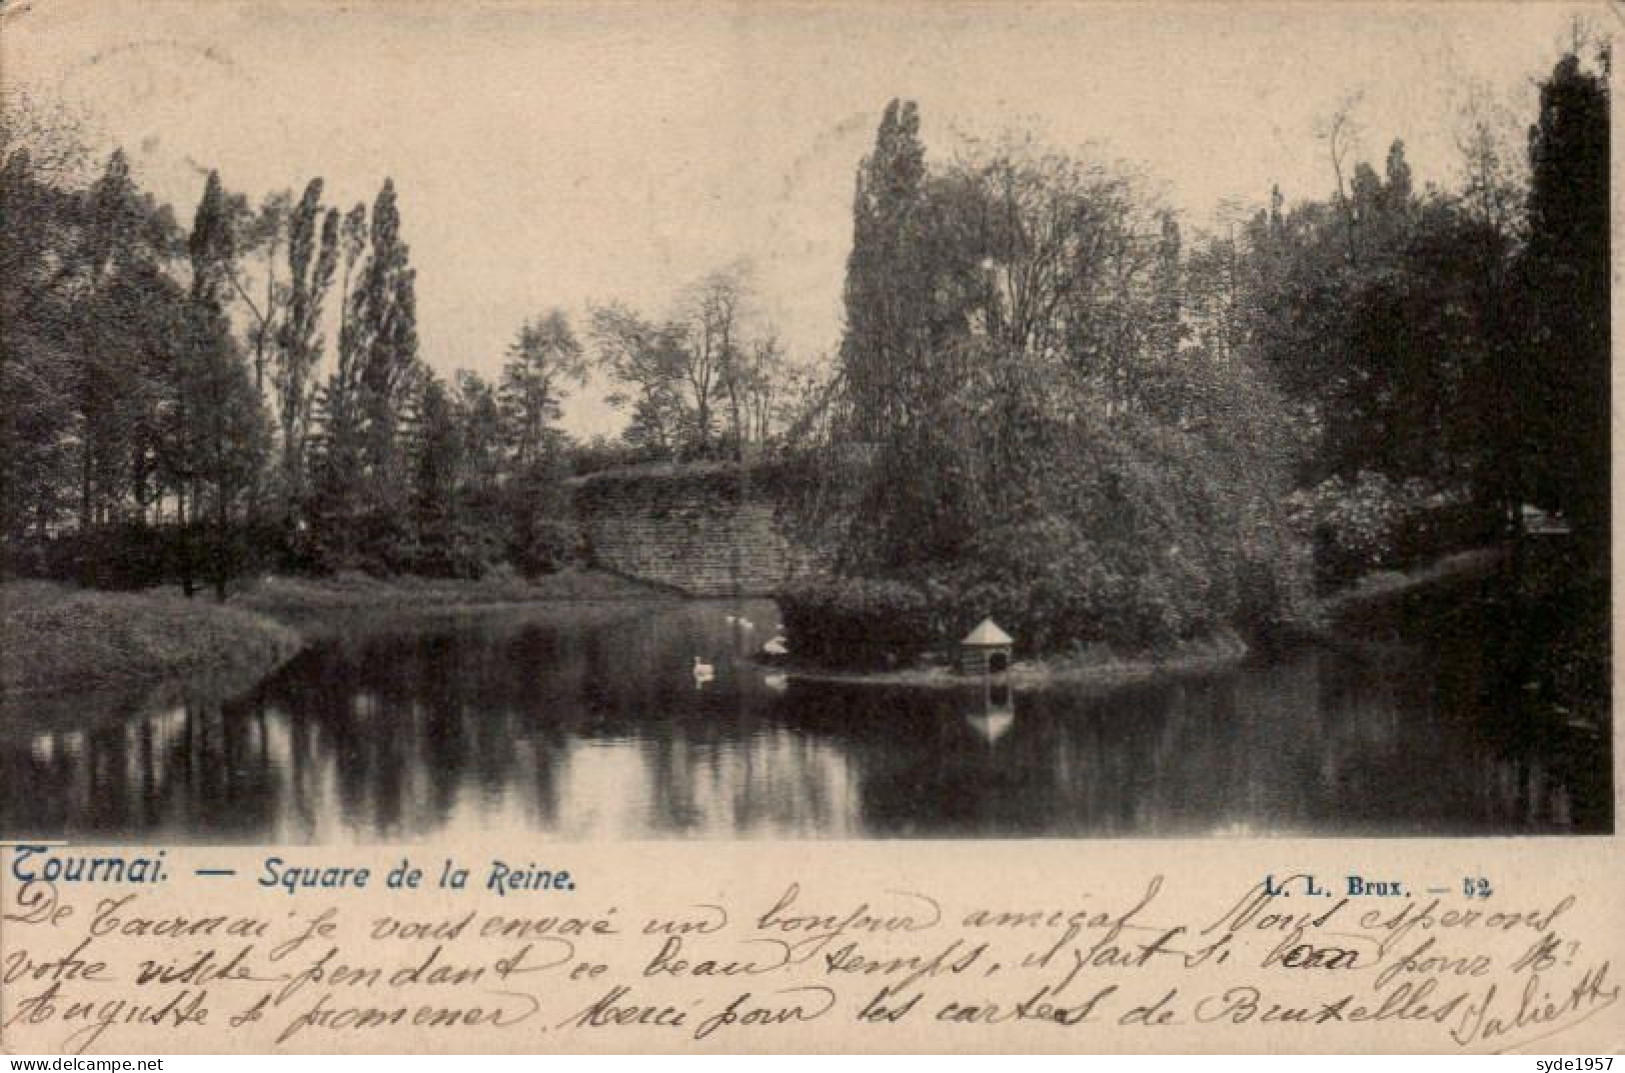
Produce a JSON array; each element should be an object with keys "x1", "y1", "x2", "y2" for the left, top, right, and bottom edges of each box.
[{"x1": 959, "y1": 617, "x2": 1014, "y2": 675}]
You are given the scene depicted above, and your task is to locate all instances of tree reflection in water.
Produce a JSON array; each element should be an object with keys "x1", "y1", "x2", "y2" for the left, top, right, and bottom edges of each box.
[{"x1": 0, "y1": 599, "x2": 1609, "y2": 841}]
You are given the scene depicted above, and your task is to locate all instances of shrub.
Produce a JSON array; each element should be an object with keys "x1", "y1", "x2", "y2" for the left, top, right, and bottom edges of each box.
[
  {"x1": 927, "y1": 512, "x2": 1234, "y2": 655},
  {"x1": 509, "y1": 516, "x2": 581, "y2": 576},
  {"x1": 780, "y1": 357, "x2": 1316, "y2": 661},
  {"x1": 398, "y1": 519, "x2": 506, "y2": 579},
  {"x1": 1288, "y1": 472, "x2": 1495, "y2": 588},
  {"x1": 780, "y1": 575, "x2": 931, "y2": 667}
]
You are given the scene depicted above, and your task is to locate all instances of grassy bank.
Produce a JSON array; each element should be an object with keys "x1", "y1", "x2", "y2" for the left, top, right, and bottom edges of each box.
[
  {"x1": 3, "y1": 568, "x2": 673, "y2": 697},
  {"x1": 771, "y1": 546, "x2": 1539, "y2": 692},
  {"x1": 775, "y1": 630, "x2": 1251, "y2": 693},
  {"x1": 1322, "y1": 540, "x2": 1608, "y2": 730},
  {"x1": 1319, "y1": 545, "x2": 1509, "y2": 619},
  {"x1": 232, "y1": 567, "x2": 672, "y2": 620},
  {"x1": 1, "y1": 581, "x2": 304, "y2": 695}
]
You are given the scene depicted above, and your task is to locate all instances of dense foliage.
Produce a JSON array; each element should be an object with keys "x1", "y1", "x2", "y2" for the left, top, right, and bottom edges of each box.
[
  {"x1": 0, "y1": 88, "x2": 827, "y2": 591},
  {"x1": 1286, "y1": 474, "x2": 1492, "y2": 589},
  {"x1": 789, "y1": 111, "x2": 1313, "y2": 657},
  {"x1": 588, "y1": 267, "x2": 825, "y2": 463},
  {"x1": 790, "y1": 46, "x2": 1609, "y2": 661},
  {"x1": 0, "y1": 113, "x2": 593, "y2": 585},
  {"x1": 779, "y1": 576, "x2": 932, "y2": 668},
  {"x1": 0, "y1": 44, "x2": 1609, "y2": 655}
]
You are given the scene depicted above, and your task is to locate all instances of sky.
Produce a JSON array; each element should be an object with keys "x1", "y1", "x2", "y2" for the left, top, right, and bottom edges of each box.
[{"x1": 5, "y1": 1, "x2": 1605, "y2": 437}]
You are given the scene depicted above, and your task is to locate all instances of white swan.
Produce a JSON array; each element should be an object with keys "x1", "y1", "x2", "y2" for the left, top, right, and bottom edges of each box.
[
  {"x1": 762, "y1": 635, "x2": 789, "y2": 657},
  {"x1": 692, "y1": 656, "x2": 715, "y2": 684}
]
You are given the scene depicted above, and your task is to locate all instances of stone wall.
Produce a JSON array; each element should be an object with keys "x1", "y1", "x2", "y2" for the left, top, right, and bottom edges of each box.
[{"x1": 570, "y1": 463, "x2": 814, "y2": 597}]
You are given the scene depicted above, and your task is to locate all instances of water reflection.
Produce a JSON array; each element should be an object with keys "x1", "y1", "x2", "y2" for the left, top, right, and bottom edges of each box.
[
  {"x1": 964, "y1": 680, "x2": 1015, "y2": 744},
  {"x1": 0, "y1": 599, "x2": 1610, "y2": 841}
]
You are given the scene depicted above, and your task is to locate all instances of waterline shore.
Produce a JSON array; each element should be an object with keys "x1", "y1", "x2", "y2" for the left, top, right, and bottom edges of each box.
[
  {"x1": 233, "y1": 568, "x2": 674, "y2": 620},
  {"x1": 1, "y1": 581, "x2": 304, "y2": 695},
  {"x1": 1, "y1": 569, "x2": 671, "y2": 697},
  {"x1": 773, "y1": 546, "x2": 1518, "y2": 691},
  {"x1": 776, "y1": 630, "x2": 1252, "y2": 692},
  {"x1": 2, "y1": 549, "x2": 1509, "y2": 699}
]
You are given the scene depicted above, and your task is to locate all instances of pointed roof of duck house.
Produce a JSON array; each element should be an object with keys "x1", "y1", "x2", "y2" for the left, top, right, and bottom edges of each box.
[{"x1": 961, "y1": 617, "x2": 1013, "y2": 647}]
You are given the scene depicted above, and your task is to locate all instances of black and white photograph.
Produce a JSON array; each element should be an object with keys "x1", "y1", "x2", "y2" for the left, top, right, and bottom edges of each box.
[{"x1": 1, "y1": 1, "x2": 1613, "y2": 844}]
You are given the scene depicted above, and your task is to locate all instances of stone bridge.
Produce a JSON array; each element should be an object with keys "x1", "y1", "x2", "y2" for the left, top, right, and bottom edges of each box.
[{"x1": 568, "y1": 461, "x2": 819, "y2": 597}]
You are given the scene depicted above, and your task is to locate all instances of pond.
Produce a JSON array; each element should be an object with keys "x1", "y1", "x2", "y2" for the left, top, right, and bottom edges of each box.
[{"x1": 0, "y1": 597, "x2": 1610, "y2": 841}]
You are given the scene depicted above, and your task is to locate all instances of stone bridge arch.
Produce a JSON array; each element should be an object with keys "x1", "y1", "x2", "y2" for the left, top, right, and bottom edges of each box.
[{"x1": 568, "y1": 460, "x2": 818, "y2": 597}]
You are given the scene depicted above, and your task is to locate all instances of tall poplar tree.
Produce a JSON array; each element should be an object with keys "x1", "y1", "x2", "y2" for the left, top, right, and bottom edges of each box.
[
  {"x1": 1519, "y1": 49, "x2": 1610, "y2": 557},
  {"x1": 274, "y1": 178, "x2": 340, "y2": 509},
  {"x1": 839, "y1": 99, "x2": 929, "y2": 439},
  {"x1": 350, "y1": 178, "x2": 421, "y2": 519}
]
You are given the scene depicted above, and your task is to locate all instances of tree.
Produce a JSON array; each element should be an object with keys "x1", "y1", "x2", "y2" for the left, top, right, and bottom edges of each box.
[
  {"x1": 1384, "y1": 139, "x2": 1414, "y2": 209},
  {"x1": 304, "y1": 202, "x2": 370, "y2": 548},
  {"x1": 305, "y1": 180, "x2": 421, "y2": 567},
  {"x1": 590, "y1": 267, "x2": 790, "y2": 461},
  {"x1": 500, "y1": 310, "x2": 585, "y2": 473},
  {"x1": 741, "y1": 334, "x2": 787, "y2": 448},
  {"x1": 840, "y1": 99, "x2": 931, "y2": 439},
  {"x1": 1234, "y1": 139, "x2": 1458, "y2": 486},
  {"x1": 164, "y1": 301, "x2": 271, "y2": 596},
  {"x1": 1318, "y1": 97, "x2": 1363, "y2": 260},
  {"x1": 0, "y1": 325, "x2": 76, "y2": 545},
  {"x1": 795, "y1": 113, "x2": 1312, "y2": 652},
  {"x1": 350, "y1": 179, "x2": 421, "y2": 529},
  {"x1": 934, "y1": 144, "x2": 1167, "y2": 416},
  {"x1": 681, "y1": 267, "x2": 749, "y2": 458},
  {"x1": 1455, "y1": 86, "x2": 1528, "y2": 237},
  {"x1": 405, "y1": 374, "x2": 470, "y2": 575},
  {"x1": 1518, "y1": 49, "x2": 1610, "y2": 555},
  {"x1": 0, "y1": 86, "x2": 94, "y2": 186},
  {"x1": 223, "y1": 189, "x2": 293, "y2": 401},
  {"x1": 273, "y1": 179, "x2": 339, "y2": 510},
  {"x1": 453, "y1": 370, "x2": 506, "y2": 529},
  {"x1": 589, "y1": 301, "x2": 708, "y2": 459},
  {"x1": 493, "y1": 311, "x2": 583, "y2": 575},
  {"x1": 71, "y1": 151, "x2": 182, "y2": 532},
  {"x1": 188, "y1": 171, "x2": 234, "y2": 308},
  {"x1": 620, "y1": 379, "x2": 687, "y2": 458},
  {"x1": 1, "y1": 142, "x2": 86, "y2": 544},
  {"x1": 1182, "y1": 204, "x2": 1251, "y2": 364}
]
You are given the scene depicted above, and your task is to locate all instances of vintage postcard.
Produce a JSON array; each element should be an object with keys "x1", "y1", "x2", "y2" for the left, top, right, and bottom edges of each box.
[{"x1": 0, "y1": 0, "x2": 1620, "y2": 1055}]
